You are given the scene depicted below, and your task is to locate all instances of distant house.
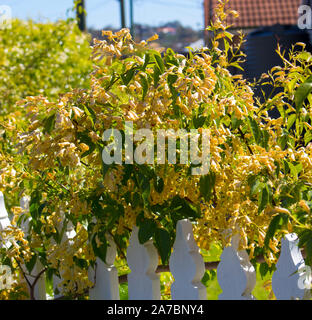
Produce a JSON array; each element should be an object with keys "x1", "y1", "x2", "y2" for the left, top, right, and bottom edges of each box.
[{"x1": 156, "y1": 27, "x2": 177, "y2": 35}]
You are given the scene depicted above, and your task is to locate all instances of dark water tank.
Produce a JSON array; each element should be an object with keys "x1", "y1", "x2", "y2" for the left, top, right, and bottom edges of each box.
[
  {"x1": 242, "y1": 25, "x2": 312, "y2": 118},
  {"x1": 244, "y1": 24, "x2": 312, "y2": 81}
]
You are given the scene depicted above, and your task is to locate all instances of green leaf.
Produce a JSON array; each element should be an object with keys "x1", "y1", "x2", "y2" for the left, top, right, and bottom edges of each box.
[
  {"x1": 43, "y1": 114, "x2": 55, "y2": 134},
  {"x1": 170, "y1": 196, "x2": 200, "y2": 220},
  {"x1": 154, "y1": 228, "x2": 171, "y2": 264},
  {"x1": 45, "y1": 268, "x2": 54, "y2": 298},
  {"x1": 193, "y1": 115, "x2": 207, "y2": 129},
  {"x1": 304, "y1": 130, "x2": 312, "y2": 145},
  {"x1": 305, "y1": 238, "x2": 312, "y2": 266},
  {"x1": 258, "y1": 184, "x2": 269, "y2": 214},
  {"x1": 260, "y1": 130, "x2": 270, "y2": 151},
  {"x1": 121, "y1": 68, "x2": 136, "y2": 86},
  {"x1": 280, "y1": 131, "x2": 288, "y2": 150},
  {"x1": 25, "y1": 253, "x2": 37, "y2": 273},
  {"x1": 167, "y1": 74, "x2": 178, "y2": 87},
  {"x1": 154, "y1": 176, "x2": 164, "y2": 193},
  {"x1": 264, "y1": 214, "x2": 288, "y2": 248},
  {"x1": 154, "y1": 53, "x2": 165, "y2": 73},
  {"x1": 231, "y1": 113, "x2": 243, "y2": 130},
  {"x1": 83, "y1": 105, "x2": 95, "y2": 128},
  {"x1": 287, "y1": 114, "x2": 296, "y2": 130},
  {"x1": 142, "y1": 53, "x2": 150, "y2": 71},
  {"x1": 298, "y1": 229, "x2": 312, "y2": 248},
  {"x1": 259, "y1": 262, "x2": 269, "y2": 279},
  {"x1": 91, "y1": 231, "x2": 108, "y2": 264},
  {"x1": 29, "y1": 191, "x2": 41, "y2": 221},
  {"x1": 248, "y1": 116, "x2": 261, "y2": 144},
  {"x1": 139, "y1": 74, "x2": 148, "y2": 100},
  {"x1": 138, "y1": 219, "x2": 157, "y2": 244},
  {"x1": 153, "y1": 64, "x2": 161, "y2": 86},
  {"x1": 73, "y1": 256, "x2": 88, "y2": 269},
  {"x1": 288, "y1": 162, "x2": 303, "y2": 179},
  {"x1": 199, "y1": 172, "x2": 216, "y2": 202},
  {"x1": 250, "y1": 179, "x2": 263, "y2": 196},
  {"x1": 295, "y1": 75, "x2": 312, "y2": 112}
]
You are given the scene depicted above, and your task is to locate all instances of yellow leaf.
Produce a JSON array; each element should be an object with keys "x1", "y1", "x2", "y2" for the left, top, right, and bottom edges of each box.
[{"x1": 146, "y1": 34, "x2": 159, "y2": 42}]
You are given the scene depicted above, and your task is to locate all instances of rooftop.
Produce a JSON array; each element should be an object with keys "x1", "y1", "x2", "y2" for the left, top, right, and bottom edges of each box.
[{"x1": 204, "y1": 0, "x2": 302, "y2": 29}]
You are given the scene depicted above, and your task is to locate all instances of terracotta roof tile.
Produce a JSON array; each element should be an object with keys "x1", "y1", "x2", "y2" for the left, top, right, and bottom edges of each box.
[{"x1": 204, "y1": 0, "x2": 302, "y2": 29}]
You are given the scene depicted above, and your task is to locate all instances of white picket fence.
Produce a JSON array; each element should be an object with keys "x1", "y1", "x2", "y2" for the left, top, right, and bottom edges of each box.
[{"x1": 0, "y1": 191, "x2": 310, "y2": 300}]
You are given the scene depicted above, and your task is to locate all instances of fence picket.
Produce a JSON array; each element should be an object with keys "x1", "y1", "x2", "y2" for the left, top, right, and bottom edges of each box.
[
  {"x1": 1, "y1": 192, "x2": 312, "y2": 300},
  {"x1": 169, "y1": 219, "x2": 206, "y2": 300},
  {"x1": 217, "y1": 233, "x2": 256, "y2": 300},
  {"x1": 88, "y1": 234, "x2": 120, "y2": 300},
  {"x1": 127, "y1": 226, "x2": 160, "y2": 300},
  {"x1": 0, "y1": 192, "x2": 10, "y2": 232},
  {"x1": 272, "y1": 233, "x2": 311, "y2": 300},
  {"x1": 52, "y1": 219, "x2": 77, "y2": 299},
  {"x1": 20, "y1": 196, "x2": 30, "y2": 234}
]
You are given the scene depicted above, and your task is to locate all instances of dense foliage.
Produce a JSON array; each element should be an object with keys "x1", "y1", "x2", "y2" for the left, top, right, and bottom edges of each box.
[
  {"x1": 1, "y1": 1, "x2": 312, "y2": 299},
  {"x1": 0, "y1": 18, "x2": 92, "y2": 114}
]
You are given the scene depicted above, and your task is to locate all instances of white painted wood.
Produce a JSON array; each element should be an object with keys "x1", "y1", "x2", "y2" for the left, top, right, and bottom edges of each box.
[
  {"x1": 169, "y1": 219, "x2": 206, "y2": 300},
  {"x1": 0, "y1": 191, "x2": 10, "y2": 231},
  {"x1": 272, "y1": 233, "x2": 311, "y2": 300},
  {"x1": 217, "y1": 233, "x2": 256, "y2": 300},
  {"x1": 88, "y1": 234, "x2": 120, "y2": 300},
  {"x1": 65, "y1": 221, "x2": 76, "y2": 242},
  {"x1": 19, "y1": 196, "x2": 31, "y2": 234},
  {"x1": 127, "y1": 226, "x2": 160, "y2": 300}
]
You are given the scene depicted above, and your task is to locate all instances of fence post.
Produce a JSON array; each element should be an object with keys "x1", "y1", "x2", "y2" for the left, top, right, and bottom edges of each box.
[
  {"x1": 127, "y1": 226, "x2": 160, "y2": 300},
  {"x1": 88, "y1": 234, "x2": 120, "y2": 300},
  {"x1": 217, "y1": 233, "x2": 256, "y2": 300},
  {"x1": 169, "y1": 219, "x2": 206, "y2": 300},
  {"x1": 272, "y1": 233, "x2": 311, "y2": 300}
]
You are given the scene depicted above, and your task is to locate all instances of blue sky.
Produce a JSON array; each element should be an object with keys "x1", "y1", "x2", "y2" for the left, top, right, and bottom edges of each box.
[{"x1": 0, "y1": 0, "x2": 204, "y2": 30}]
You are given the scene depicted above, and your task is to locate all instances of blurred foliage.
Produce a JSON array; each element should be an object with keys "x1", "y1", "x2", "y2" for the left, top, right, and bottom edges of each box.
[{"x1": 0, "y1": 18, "x2": 92, "y2": 114}]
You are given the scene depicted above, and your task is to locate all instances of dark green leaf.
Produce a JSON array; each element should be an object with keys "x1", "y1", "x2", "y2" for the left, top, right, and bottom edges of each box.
[
  {"x1": 264, "y1": 214, "x2": 288, "y2": 248},
  {"x1": 153, "y1": 64, "x2": 161, "y2": 86},
  {"x1": 91, "y1": 231, "x2": 108, "y2": 264},
  {"x1": 248, "y1": 116, "x2": 261, "y2": 144},
  {"x1": 154, "y1": 176, "x2": 164, "y2": 193},
  {"x1": 154, "y1": 54, "x2": 165, "y2": 73},
  {"x1": 154, "y1": 228, "x2": 171, "y2": 264},
  {"x1": 25, "y1": 253, "x2": 37, "y2": 273},
  {"x1": 121, "y1": 68, "x2": 136, "y2": 86},
  {"x1": 138, "y1": 219, "x2": 157, "y2": 244},
  {"x1": 287, "y1": 114, "x2": 296, "y2": 130},
  {"x1": 258, "y1": 184, "x2": 269, "y2": 214},
  {"x1": 139, "y1": 74, "x2": 148, "y2": 100},
  {"x1": 295, "y1": 75, "x2": 312, "y2": 112},
  {"x1": 199, "y1": 172, "x2": 216, "y2": 202},
  {"x1": 304, "y1": 130, "x2": 312, "y2": 145},
  {"x1": 43, "y1": 114, "x2": 55, "y2": 134},
  {"x1": 142, "y1": 53, "x2": 150, "y2": 71}
]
